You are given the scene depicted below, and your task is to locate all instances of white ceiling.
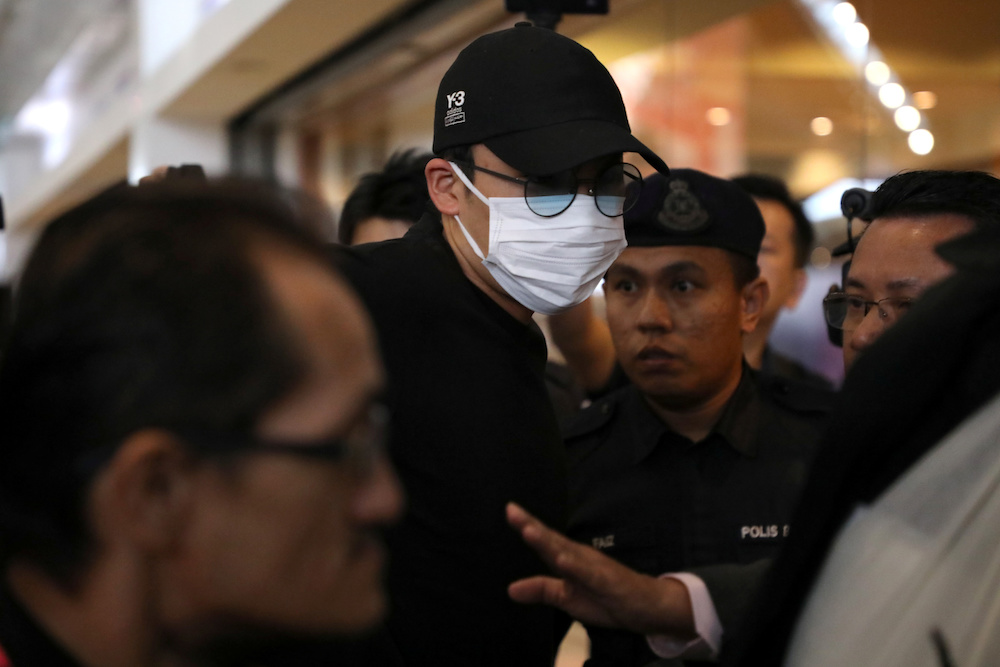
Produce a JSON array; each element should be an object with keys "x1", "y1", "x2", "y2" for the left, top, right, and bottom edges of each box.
[{"x1": 0, "y1": 0, "x2": 127, "y2": 122}]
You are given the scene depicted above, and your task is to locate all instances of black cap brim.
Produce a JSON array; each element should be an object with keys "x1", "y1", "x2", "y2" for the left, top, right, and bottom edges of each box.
[{"x1": 483, "y1": 119, "x2": 669, "y2": 176}]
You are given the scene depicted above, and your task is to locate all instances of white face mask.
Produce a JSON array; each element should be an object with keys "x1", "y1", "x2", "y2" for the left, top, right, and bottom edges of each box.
[{"x1": 449, "y1": 162, "x2": 627, "y2": 315}]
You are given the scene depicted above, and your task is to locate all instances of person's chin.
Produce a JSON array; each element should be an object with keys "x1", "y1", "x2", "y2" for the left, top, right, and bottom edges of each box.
[
  {"x1": 316, "y1": 583, "x2": 390, "y2": 637},
  {"x1": 328, "y1": 550, "x2": 392, "y2": 632}
]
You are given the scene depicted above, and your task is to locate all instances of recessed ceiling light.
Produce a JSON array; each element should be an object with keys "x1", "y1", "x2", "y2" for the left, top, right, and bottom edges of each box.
[
  {"x1": 894, "y1": 106, "x2": 921, "y2": 132},
  {"x1": 845, "y1": 22, "x2": 870, "y2": 47},
  {"x1": 831, "y1": 2, "x2": 857, "y2": 25},
  {"x1": 878, "y1": 83, "x2": 905, "y2": 109},
  {"x1": 908, "y1": 129, "x2": 934, "y2": 155},
  {"x1": 864, "y1": 61, "x2": 890, "y2": 86},
  {"x1": 913, "y1": 90, "x2": 938, "y2": 110},
  {"x1": 706, "y1": 107, "x2": 731, "y2": 126},
  {"x1": 811, "y1": 117, "x2": 834, "y2": 136}
]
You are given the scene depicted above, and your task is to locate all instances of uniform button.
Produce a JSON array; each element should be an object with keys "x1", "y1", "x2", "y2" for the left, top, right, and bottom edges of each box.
[{"x1": 600, "y1": 402, "x2": 611, "y2": 414}]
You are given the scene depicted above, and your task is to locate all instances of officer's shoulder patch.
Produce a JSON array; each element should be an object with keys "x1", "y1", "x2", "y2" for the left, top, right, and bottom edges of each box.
[
  {"x1": 761, "y1": 375, "x2": 838, "y2": 415},
  {"x1": 562, "y1": 396, "x2": 618, "y2": 443}
]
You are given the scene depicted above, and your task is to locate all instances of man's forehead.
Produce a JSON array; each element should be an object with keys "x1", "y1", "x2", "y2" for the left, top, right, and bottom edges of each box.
[
  {"x1": 858, "y1": 214, "x2": 974, "y2": 252},
  {"x1": 755, "y1": 199, "x2": 796, "y2": 236},
  {"x1": 849, "y1": 214, "x2": 974, "y2": 289},
  {"x1": 610, "y1": 245, "x2": 727, "y2": 273}
]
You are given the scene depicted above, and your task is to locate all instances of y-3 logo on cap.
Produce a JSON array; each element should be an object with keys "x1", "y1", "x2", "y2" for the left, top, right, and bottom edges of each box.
[{"x1": 444, "y1": 90, "x2": 466, "y2": 127}]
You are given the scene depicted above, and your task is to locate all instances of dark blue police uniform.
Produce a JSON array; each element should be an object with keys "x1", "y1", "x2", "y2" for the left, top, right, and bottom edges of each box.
[{"x1": 566, "y1": 367, "x2": 832, "y2": 666}]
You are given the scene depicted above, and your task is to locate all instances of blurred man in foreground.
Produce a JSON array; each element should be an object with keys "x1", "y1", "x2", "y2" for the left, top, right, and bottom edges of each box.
[{"x1": 0, "y1": 181, "x2": 402, "y2": 666}]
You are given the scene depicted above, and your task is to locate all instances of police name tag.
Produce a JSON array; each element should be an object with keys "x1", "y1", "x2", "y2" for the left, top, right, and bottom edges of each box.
[
  {"x1": 591, "y1": 534, "x2": 615, "y2": 550},
  {"x1": 740, "y1": 524, "x2": 790, "y2": 540}
]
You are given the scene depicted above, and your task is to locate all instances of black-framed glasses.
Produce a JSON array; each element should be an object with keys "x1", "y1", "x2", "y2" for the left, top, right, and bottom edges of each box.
[
  {"x1": 452, "y1": 161, "x2": 643, "y2": 218},
  {"x1": 76, "y1": 404, "x2": 390, "y2": 477},
  {"x1": 822, "y1": 293, "x2": 914, "y2": 331}
]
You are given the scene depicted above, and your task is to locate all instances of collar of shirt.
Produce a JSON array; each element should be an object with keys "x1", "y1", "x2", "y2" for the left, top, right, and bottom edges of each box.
[{"x1": 619, "y1": 365, "x2": 762, "y2": 466}]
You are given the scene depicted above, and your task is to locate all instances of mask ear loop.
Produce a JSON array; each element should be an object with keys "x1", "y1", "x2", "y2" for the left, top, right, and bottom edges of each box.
[
  {"x1": 448, "y1": 162, "x2": 489, "y2": 260},
  {"x1": 449, "y1": 162, "x2": 491, "y2": 206}
]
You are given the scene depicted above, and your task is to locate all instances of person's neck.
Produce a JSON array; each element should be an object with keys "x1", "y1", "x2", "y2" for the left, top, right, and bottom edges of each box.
[
  {"x1": 440, "y1": 215, "x2": 534, "y2": 324},
  {"x1": 6, "y1": 554, "x2": 178, "y2": 667},
  {"x1": 742, "y1": 320, "x2": 775, "y2": 370},
  {"x1": 642, "y1": 368, "x2": 743, "y2": 443}
]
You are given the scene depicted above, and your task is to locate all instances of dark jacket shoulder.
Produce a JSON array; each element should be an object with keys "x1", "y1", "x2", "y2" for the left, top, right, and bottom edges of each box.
[
  {"x1": 754, "y1": 370, "x2": 838, "y2": 417},
  {"x1": 760, "y1": 348, "x2": 835, "y2": 391}
]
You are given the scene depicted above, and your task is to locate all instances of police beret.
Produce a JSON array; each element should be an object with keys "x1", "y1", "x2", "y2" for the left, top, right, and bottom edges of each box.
[{"x1": 625, "y1": 169, "x2": 765, "y2": 260}]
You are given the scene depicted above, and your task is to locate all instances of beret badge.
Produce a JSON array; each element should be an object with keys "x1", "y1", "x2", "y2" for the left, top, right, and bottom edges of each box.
[{"x1": 657, "y1": 179, "x2": 710, "y2": 233}]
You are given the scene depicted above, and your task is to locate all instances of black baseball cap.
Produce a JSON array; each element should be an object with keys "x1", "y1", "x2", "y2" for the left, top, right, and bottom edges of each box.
[
  {"x1": 433, "y1": 23, "x2": 669, "y2": 176},
  {"x1": 625, "y1": 169, "x2": 765, "y2": 260}
]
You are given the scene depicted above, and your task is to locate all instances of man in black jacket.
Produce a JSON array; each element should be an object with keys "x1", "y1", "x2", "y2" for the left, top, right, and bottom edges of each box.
[{"x1": 331, "y1": 23, "x2": 668, "y2": 667}]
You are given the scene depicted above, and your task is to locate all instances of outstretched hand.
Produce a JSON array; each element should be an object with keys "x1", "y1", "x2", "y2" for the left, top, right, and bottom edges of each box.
[{"x1": 505, "y1": 502, "x2": 695, "y2": 638}]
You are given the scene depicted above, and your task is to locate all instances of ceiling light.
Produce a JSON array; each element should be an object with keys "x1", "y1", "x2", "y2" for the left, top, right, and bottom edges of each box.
[
  {"x1": 706, "y1": 107, "x2": 731, "y2": 126},
  {"x1": 844, "y1": 22, "x2": 870, "y2": 47},
  {"x1": 878, "y1": 82, "x2": 905, "y2": 109},
  {"x1": 831, "y1": 2, "x2": 857, "y2": 25},
  {"x1": 15, "y1": 99, "x2": 71, "y2": 134},
  {"x1": 913, "y1": 90, "x2": 938, "y2": 110},
  {"x1": 864, "y1": 61, "x2": 890, "y2": 86},
  {"x1": 908, "y1": 129, "x2": 934, "y2": 155},
  {"x1": 811, "y1": 117, "x2": 834, "y2": 136},
  {"x1": 894, "y1": 106, "x2": 921, "y2": 132}
]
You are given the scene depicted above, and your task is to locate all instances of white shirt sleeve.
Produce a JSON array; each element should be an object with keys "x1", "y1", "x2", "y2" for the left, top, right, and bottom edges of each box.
[{"x1": 645, "y1": 572, "x2": 723, "y2": 661}]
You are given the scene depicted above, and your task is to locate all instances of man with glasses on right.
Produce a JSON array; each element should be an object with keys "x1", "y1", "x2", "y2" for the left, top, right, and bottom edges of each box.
[
  {"x1": 729, "y1": 168, "x2": 1000, "y2": 666},
  {"x1": 821, "y1": 169, "x2": 983, "y2": 369}
]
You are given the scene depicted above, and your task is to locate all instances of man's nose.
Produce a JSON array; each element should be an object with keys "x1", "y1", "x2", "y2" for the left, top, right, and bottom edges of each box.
[
  {"x1": 848, "y1": 306, "x2": 889, "y2": 354},
  {"x1": 637, "y1": 291, "x2": 674, "y2": 332},
  {"x1": 352, "y1": 454, "x2": 405, "y2": 526}
]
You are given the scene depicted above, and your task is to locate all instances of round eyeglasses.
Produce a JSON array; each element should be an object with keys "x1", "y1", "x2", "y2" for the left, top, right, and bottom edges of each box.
[
  {"x1": 452, "y1": 161, "x2": 643, "y2": 218},
  {"x1": 822, "y1": 292, "x2": 914, "y2": 331}
]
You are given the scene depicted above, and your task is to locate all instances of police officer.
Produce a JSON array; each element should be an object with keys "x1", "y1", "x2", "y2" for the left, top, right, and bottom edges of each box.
[{"x1": 509, "y1": 170, "x2": 832, "y2": 666}]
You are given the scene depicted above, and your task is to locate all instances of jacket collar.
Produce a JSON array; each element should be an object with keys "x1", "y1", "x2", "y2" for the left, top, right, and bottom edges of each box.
[{"x1": 620, "y1": 364, "x2": 761, "y2": 466}]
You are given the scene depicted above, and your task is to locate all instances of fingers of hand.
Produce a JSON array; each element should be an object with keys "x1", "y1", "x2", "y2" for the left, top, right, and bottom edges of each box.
[
  {"x1": 507, "y1": 502, "x2": 574, "y2": 569},
  {"x1": 508, "y1": 576, "x2": 565, "y2": 606}
]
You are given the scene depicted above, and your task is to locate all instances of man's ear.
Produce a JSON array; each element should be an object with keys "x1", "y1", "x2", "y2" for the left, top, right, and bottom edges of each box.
[
  {"x1": 90, "y1": 430, "x2": 196, "y2": 553},
  {"x1": 741, "y1": 277, "x2": 769, "y2": 335},
  {"x1": 425, "y1": 157, "x2": 463, "y2": 217}
]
